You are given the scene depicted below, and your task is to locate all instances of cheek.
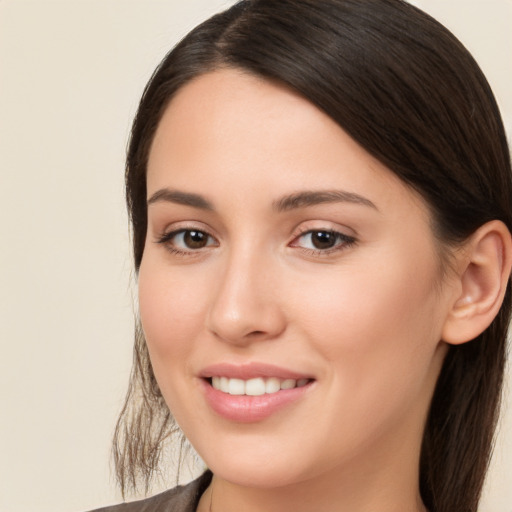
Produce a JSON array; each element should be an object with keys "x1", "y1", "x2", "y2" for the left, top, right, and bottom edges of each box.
[
  {"x1": 138, "y1": 256, "x2": 207, "y2": 365},
  {"x1": 296, "y1": 250, "x2": 444, "y2": 401},
  {"x1": 137, "y1": 257, "x2": 213, "y2": 422}
]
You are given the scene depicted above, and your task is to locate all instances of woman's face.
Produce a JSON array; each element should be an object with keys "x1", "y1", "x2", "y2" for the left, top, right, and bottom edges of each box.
[{"x1": 139, "y1": 69, "x2": 456, "y2": 489}]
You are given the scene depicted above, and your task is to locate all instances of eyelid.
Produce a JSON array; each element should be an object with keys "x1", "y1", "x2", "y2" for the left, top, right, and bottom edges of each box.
[
  {"x1": 290, "y1": 220, "x2": 356, "y2": 240},
  {"x1": 290, "y1": 229, "x2": 355, "y2": 247},
  {"x1": 154, "y1": 222, "x2": 219, "y2": 256},
  {"x1": 158, "y1": 228, "x2": 217, "y2": 245},
  {"x1": 288, "y1": 222, "x2": 357, "y2": 255},
  {"x1": 153, "y1": 220, "x2": 217, "y2": 240}
]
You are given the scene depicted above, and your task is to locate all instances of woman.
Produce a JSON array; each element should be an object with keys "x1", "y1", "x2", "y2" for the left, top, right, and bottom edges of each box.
[{"x1": 95, "y1": 1, "x2": 512, "y2": 511}]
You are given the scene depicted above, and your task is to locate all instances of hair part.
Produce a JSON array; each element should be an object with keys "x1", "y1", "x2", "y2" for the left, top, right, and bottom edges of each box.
[{"x1": 114, "y1": 1, "x2": 512, "y2": 510}]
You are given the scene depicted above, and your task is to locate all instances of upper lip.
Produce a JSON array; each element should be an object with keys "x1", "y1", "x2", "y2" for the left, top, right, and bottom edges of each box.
[{"x1": 199, "y1": 362, "x2": 314, "y2": 380}]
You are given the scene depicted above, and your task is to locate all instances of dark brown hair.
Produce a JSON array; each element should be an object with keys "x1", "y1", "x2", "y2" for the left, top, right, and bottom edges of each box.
[{"x1": 113, "y1": 1, "x2": 512, "y2": 510}]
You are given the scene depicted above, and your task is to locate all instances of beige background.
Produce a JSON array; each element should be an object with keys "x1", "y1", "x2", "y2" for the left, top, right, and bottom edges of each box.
[{"x1": 0, "y1": 1, "x2": 510, "y2": 511}]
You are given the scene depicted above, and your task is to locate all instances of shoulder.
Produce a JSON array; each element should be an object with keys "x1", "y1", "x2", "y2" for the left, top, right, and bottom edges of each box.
[{"x1": 85, "y1": 471, "x2": 212, "y2": 512}]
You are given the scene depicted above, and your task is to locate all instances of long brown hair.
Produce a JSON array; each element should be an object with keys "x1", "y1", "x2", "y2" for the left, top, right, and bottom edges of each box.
[{"x1": 113, "y1": 1, "x2": 512, "y2": 510}]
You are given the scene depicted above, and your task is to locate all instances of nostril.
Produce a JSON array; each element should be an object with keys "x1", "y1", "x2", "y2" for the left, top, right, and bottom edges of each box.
[{"x1": 207, "y1": 296, "x2": 287, "y2": 344}]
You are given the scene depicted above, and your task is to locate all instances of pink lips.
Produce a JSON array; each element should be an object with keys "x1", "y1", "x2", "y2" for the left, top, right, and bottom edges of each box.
[
  {"x1": 199, "y1": 362, "x2": 312, "y2": 380},
  {"x1": 199, "y1": 362, "x2": 314, "y2": 423}
]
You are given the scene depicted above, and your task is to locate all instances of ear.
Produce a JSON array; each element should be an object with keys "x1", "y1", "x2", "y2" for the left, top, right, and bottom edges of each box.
[{"x1": 442, "y1": 220, "x2": 512, "y2": 345}]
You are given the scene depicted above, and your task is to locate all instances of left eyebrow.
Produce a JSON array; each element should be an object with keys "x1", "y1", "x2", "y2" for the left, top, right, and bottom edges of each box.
[
  {"x1": 147, "y1": 188, "x2": 214, "y2": 210},
  {"x1": 273, "y1": 190, "x2": 378, "y2": 212}
]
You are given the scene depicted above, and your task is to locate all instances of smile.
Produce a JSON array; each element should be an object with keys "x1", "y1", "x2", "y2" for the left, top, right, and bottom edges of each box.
[
  {"x1": 211, "y1": 376, "x2": 311, "y2": 396},
  {"x1": 199, "y1": 363, "x2": 315, "y2": 422}
]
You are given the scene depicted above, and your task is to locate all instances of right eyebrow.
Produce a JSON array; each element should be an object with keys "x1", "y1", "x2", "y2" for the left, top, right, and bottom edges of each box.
[
  {"x1": 147, "y1": 188, "x2": 214, "y2": 210},
  {"x1": 273, "y1": 189, "x2": 378, "y2": 212}
]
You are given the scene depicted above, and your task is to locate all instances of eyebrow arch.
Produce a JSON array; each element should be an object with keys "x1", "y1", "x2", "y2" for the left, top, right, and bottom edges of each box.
[
  {"x1": 147, "y1": 188, "x2": 214, "y2": 210},
  {"x1": 273, "y1": 190, "x2": 378, "y2": 212}
]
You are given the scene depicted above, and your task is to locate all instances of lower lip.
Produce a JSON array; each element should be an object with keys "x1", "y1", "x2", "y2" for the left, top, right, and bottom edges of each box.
[{"x1": 201, "y1": 379, "x2": 313, "y2": 423}]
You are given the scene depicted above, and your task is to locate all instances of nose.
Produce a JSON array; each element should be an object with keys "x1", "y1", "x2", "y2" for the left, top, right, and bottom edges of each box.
[{"x1": 206, "y1": 249, "x2": 286, "y2": 345}]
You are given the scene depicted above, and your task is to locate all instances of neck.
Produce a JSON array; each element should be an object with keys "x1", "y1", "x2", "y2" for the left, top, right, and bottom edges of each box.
[{"x1": 201, "y1": 469, "x2": 427, "y2": 512}]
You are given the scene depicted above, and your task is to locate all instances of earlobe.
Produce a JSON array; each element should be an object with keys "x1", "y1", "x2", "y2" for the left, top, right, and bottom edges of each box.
[{"x1": 442, "y1": 220, "x2": 512, "y2": 345}]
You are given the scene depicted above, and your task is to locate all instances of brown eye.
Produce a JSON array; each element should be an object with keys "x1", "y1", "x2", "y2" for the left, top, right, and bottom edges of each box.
[
  {"x1": 158, "y1": 229, "x2": 217, "y2": 252},
  {"x1": 291, "y1": 229, "x2": 356, "y2": 254},
  {"x1": 310, "y1": 231, "x2": 337, "y2": 249},
  {"x1": 183, "y1": 230, "x2": 209, "y2": 249}
]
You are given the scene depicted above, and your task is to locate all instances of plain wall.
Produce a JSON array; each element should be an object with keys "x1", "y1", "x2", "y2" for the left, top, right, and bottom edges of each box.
[{"x1": 0, "y1": 1, "x2": 510, "y2": 511}]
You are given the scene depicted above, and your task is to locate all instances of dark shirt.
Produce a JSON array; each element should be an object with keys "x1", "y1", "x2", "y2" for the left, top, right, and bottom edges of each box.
[{"x1": 87, "y1": 471, "x2": 212, "y2": 512}]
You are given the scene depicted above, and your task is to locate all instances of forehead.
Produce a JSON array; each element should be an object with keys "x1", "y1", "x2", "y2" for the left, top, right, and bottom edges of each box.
[
  {"x1": 148, "y1": 69, "x2": 337, "y2": 173},
  {"x1": 147, "y1": 69, "x2": 428, "y2": 220}
]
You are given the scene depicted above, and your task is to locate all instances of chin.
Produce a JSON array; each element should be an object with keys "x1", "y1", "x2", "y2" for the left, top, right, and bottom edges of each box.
[{"x1": 208, "y1": 458, "x2": 310, "y2": 489}]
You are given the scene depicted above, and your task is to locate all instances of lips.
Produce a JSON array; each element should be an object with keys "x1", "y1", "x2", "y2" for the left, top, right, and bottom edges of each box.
[
  {"x1": 199, "y1": 361, "x2": 313, "y2": 380},
  {"x1": 199, "y1": 362, "x2": 315, "y2": 422}
]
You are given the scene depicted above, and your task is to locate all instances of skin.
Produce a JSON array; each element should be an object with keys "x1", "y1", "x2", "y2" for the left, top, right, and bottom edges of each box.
[{"x1": 138, "y1": 69, "x2": 465, "y2": 512}]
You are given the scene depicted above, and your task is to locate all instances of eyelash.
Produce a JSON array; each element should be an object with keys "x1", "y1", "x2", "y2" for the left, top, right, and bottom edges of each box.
[
  {"x1": 291, "y1": 228, "x2": 357, "y2": 256},
  {"x1": 155, "y1": 227, "x2": 357, "y2": 257},
  {"x1": 156, "y1": 228, "x2": 218, "y2": 257}
]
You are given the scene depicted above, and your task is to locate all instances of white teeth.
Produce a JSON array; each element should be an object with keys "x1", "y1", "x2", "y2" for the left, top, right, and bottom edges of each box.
[
  {"x1": 211, "y1": 376, "x2": 310, "y2": 395},
  {"x1": 220, "y1": 376, "x2": 229, "y2": 393},
  {"x1": 228, "y1": 378, "x2": 245, "y2": 395},
  {"x1": 265, "y1": 377, "x2": 281, "y2": 394},
  {"x1": 245, "y1": 378, "x2": 266, "y2": 396}
]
